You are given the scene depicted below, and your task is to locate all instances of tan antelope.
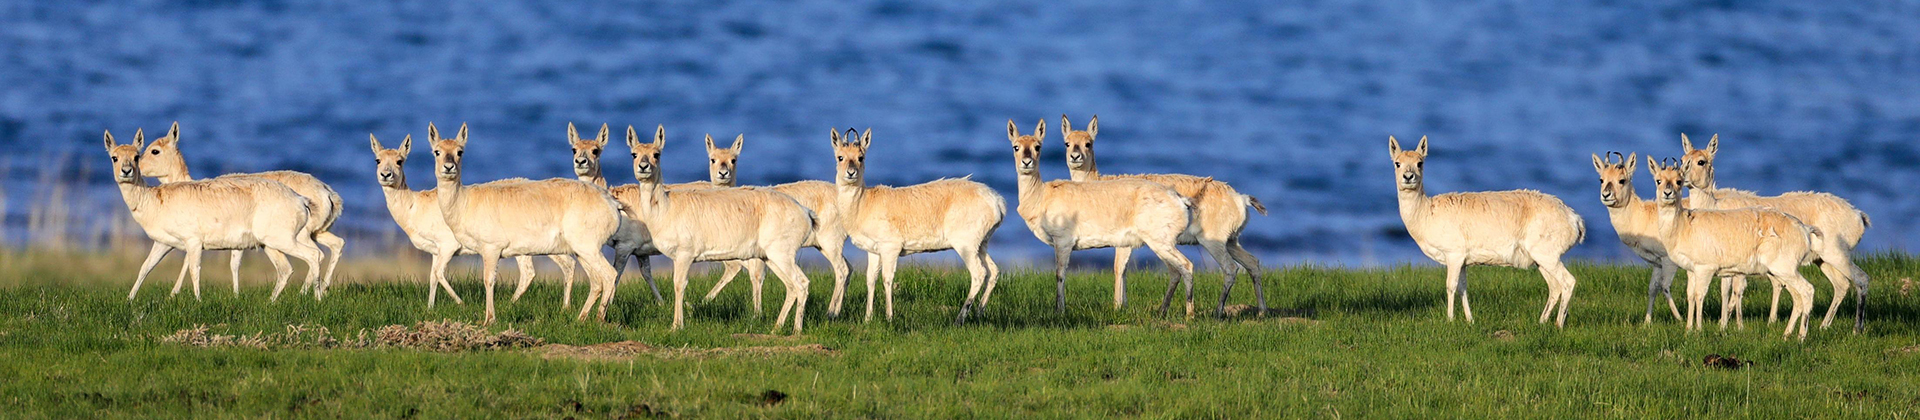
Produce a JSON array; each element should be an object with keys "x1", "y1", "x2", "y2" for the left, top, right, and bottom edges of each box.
[
  {"x1": 138, "y1": 122, "x2": 346, "y2": 298},
  {"x1": 1060, "y1": 115, "x2": 1270, "y2": 316},
  {"x1": 833, "y1": 128, "x2": 1006, "y2": 324},
  {"x1": 1009, "y1": 120, "x2": 1199, "y2": 316},
  {"x1": 566, "y1": 123, "x2": 666, "y2": 303},
  {"x1": 1648, "y1": 157, "x2": 1821, "y2": 339},
  {"x1": 428, "y1": 123, "x2": 623, "y2": 324},
  {"x1": 623, "y1": 125, "x2": 817, "y2": 333},
  {"x1": 106, "y1": 129, "x2": 324, "y2": 301},
  {"x1": 1389, "y1": 136, "x2": 1585, "y2": 327},
  {"x1": 371, "y1": 134, "x2": 578, "y2": 308},
  {"x1": 696, "y1": 134, "x2": 857, "y2": 319},
  {"x1": 1679, "y1": 134, "x2": 1871, "y2": 333},
  {"x1": 1591, "y1": 152, "x2": 1686, "y2": 324}
]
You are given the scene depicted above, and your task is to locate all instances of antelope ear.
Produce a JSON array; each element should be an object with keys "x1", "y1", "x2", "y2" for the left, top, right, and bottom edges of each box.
[
  {"x1": 164, "y1": 121, "x2": 181, "y2": 146},
  {"x1": 652, "y1": 125, "x2": 665, "y2": 147},
  {"x1": 1060, "y1": 114, "x2": 1072, "y2": 133},
  {"x1": 1006, "y1": 120, "x2": 1018, "y2": 141},
  {"x1": 1680, "y1": 133, "x2": 1693, "y2": 152},
  {"x1": 1087, "y1": 115, "x2": 1098, "y2": 140},
  {"x1": 1034, "y1": 119, "x2": 1046, "y2": 140},
  {"x1": 132, "y1": 128, "x2": 146, "y2": 149},
  {"x1": 625, "y1": 125, "x2": 641, "y2": 149},
  {"x1": 1646, "y1": 155, "x2": 1659, "y2": 171},
  {"x1": 731, "y1": 134, "x2": 744, "y2": 152},
  {"x1": 1707, "y1": 134, "x2": 1719, "y2": 155},
  {"x1": 1415, "y1": 136, "x2": 1428, "y2": 156},
  {"x1": 595, "y1": 123, "x2": 609, "y2": 146},
  {"x1": 454, "y1": 123, "x2": 469, "y2": 145},
  {"x1": 1591, "y1": 154, "x2": 1605, "y2": 172},
  {"x1": 1388, "y1": 136, "x2": 1401, "y2": 155},
  {"x1": 103, "y1": 130, "x2": 116, "y2": 151},
  {"x1": 427, "y1": 122, "x2": 440, "y2": 141},
  {"x1": 858, "y1": 128, "x2": 871, "y2": 151},
  {"x1": 1624, "y1": 152, "x2": 1637, "y2": 173},
  {"x1": 829, "y1": 127, "x2": 842, "y2": 146},
  {"x1": 400, "y1": 134, "x2": 413, "y2": 155},
  {"x1": 567, "y1": 122, "x2": 580, "y2": 142},
  {"x1": 704, "y1": 134, "x2": 717, "y2": 152},
  {"x1": 370, "y1": 134, "x2": 384, "y2": 154}
]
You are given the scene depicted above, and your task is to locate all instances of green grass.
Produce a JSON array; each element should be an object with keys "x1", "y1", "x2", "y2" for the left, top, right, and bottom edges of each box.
[{"x1": 2, "y1": 251, "x2": 1918, "y2": 418}]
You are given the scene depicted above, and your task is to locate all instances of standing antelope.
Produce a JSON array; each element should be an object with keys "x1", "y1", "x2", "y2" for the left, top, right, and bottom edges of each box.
[
  {"x1": 565, "y1": 123, "x2": 666, "y2": 304},
  {"x1": 138, "y1": 122, "x2": 346, "y2": 298},
  {"x1": 106, "y1": 129, "x2": 324, "y2": 301},
  {"x1": 1389, "y1": 136, "x2": 1585, "y2": 327},
  {"x1": 696, "y1": 134, "x2": 857, "y2": 319},
  {"x1": 623, "y1": 125, "x2": 817, "y2": 333},
  {"x1": 1059, "y1": 115, "x2": 1270, "y2": 316},
  {"x1": 1009, "y1": 120, "x2": 1198, "y2": 316},
  {"x1": 833, "y1": 128, "x2": 1005, "y2": 324},
  {"x1": 1648, "y1": 157, "x2": 1821, "y2": 339},
  {"x1": 428, "y1": 123, "x2": 623, "y2": 324},
  {"x1": 1679, "y1": 134, "x2": 1871, "y2": 333},
  {"x1": 1591, "y1": 152, "x2": 1685, "y2": 324},
  {"x1": 371, "y1": 134, "x2": 577, "y2": 308}
]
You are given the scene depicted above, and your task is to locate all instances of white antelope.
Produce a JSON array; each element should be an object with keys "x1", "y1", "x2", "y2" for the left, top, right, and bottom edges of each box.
[
  {"x1": 106, "y1": 129, "x2": 324, "y2": 301},
  {"x1": 833, "y1": 128, "x2": 1005, "y2": 324},
  {"x1": 371, "y1": 134, "x2": 577, "y2": 308},
  {"x1": 623, "y1": 125, "x2": 817, "y2": 333},
  {"x1": 565, "y1": 123, "x2": 666, "y2": 304},
  {"x1": 1648, "y1": 157, "x2": 1821, "y2": 339},
  {"x1": 1009, "y1": 120, "x2": 1198, "y2": 316},
  {"x1": 1679, "y1": 134, "x2": 1871, "y2": 333},
  {"x1": 695, "y1": 134, "x2": 857, "y2": 319},
  {"x1": 427, "y1": 123, "x2": 623, "y2": 324},
  {"x1": 138, "y1": 122, "x2": 346, "y2": 298},
  {"x1": 1060, "y1": 115, "x2": 1270, "y2": 316},
  {"x1": 1389, "y1": 136, "x2": 1585, "y2": 327},
  {"x1": 1591, "y1": 152, "x2": 1685, "y2": 324}
]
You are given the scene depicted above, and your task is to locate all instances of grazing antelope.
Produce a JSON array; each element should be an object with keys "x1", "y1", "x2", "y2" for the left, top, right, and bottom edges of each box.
[
  {"x1": 1389, "y1": 136, "x2": 1585, "y2": 327},
  {"x1": 1680, "y1": 134, "x2": 1871, "y2": 333},
  {"x1": 833, "y1": 128, "x2": 1005, "y2": 324},
  {"x1": 623, "y1": 125, "x2": 817, "y2": 333},
  {"x1": 566, "y1": 123, "x2": 666, "y2": 304},
  {"x1": 371, "y1": 134, "x2": 577, "y2": 308},
  {"x1": 1648, "y1": 157, "x2": 1820, "y2": 339},
  {"x1": 1009, "y1": 120, "x2": 1198, "y2": 316},
  {"x1": 139, "y1": 122, "x2": 346, "y2": 298},
  {"x1": 106, "y1": 129, "x2": 324, "y2": 301},
  {"x1": 697, "y1": 134, "x2": 857, "y2": 318},
  {"x1": 1060, "y1": 115, "x2": 1270, "y2": 316},
  {"x1": 428, "y1": 123, "x2": 623, "y2": 324},
  {"x1": 1591, "y1": 152, "x2": 1685, "y2": 324}
]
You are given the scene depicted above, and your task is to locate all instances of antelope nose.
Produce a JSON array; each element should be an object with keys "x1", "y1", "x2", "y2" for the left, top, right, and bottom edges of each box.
[
  {"x1": 574, "y1": 158, "x2": 588, "y2": 165},
  {"x1": 1069, "y1": 153, "x2": 1082, "y2": 160}
]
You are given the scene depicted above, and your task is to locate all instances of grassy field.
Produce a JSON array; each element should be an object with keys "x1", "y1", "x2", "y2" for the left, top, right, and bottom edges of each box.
[{"x1": 1, "y1": 250, "x2": 1917, "y2": 418}]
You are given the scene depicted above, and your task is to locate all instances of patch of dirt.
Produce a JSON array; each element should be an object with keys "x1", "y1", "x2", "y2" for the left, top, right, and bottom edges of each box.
[
  {"x1": 731, "y1": 333, "x2": 800, "y2": 341},
  {"x1": 1107, "y1": 324, "x2": 1134, "y2": 331},
  {"x1": 1270, "y1": 317, "x2": 1321, "y2": 326},
  {"x1": 1887, "y1": 345, "x2": 1920, "y2": 356},
  {"x1": 1702, "y1": 354, "x2": 1752, "y2": 370},
  {"x1": 1490, "y1": 330, "x2": 1515, "y2": 342},
  {"x1": 758, "y1": 390, "x2": 789, "y2": 407},
  {"x1": 540, "y1": 341, "x2": 836, "y2": 361},
  {"x1": 157, "y1": 321, "x2": 544, "y2": 352},
  {"x1": 539, "y1": 341, "x2": 655, "y2": 361}
]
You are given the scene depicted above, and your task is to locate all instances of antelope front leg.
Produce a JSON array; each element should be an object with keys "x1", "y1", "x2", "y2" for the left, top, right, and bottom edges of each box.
[
  {"x1": 669, "y1": 257, "x2": 694, "y2": 330},
  {"x1": 1052, "y1": 244, "x2": 1072, "y2": 315},
  {"x1": 229, "y1": 250, "x2": 244, "y2": 296},
  {"x1": 1111, "y1": 246, "x2": 1133, "y2": 310},
  {"x1": 128, "y1": 244, "x2": 174, "y2": 300},
  {"x1": 1443, "y1": 261, "x2": 1464, "y2": 322}
]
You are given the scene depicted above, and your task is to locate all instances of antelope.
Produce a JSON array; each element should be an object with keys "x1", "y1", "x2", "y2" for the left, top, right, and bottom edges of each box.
[
  {"x1": 372, "y1": 134, "x2": 577, "y2": 308},
  {"x1": 428, "y1": 123, "x2": 623, "y2": 324},
  {"x1": 1389, "y1": 136, "x2": 1585, "y2": 327},
  {"x1": 106, "y1": 129, "x2": 324, "y2": 301},
  {"x1": 833, "y1": 128, "x2": 1005, "y2": 324},
  {"x1": 566, "y1": 123, "x2": 666, "y2": 304},
  {"x1": 623, "y1": 125, "x2": 816, "y2": 333},
  {"x1": 1679, "y1": 134, "x2": 1871, "y2": 333},
  {"x1": 696, "y1": 134, "x2": 856, "y2": 319},
  {"x1": 1648, "y1": 157, "x2": 1820, "y2": 339},
  {"x1": 138, "y1": 122, "x2": 346, "y2": 298},
  {"x1": 1060, "y1": 115, "x2": 1270, "y2": 316},
  {"x1": 1009, "y1": 120, "x2": 1198, "y2": 316},
  {"x1": 1591, "y1": 152, "x2": 1685, "y2": 324}
]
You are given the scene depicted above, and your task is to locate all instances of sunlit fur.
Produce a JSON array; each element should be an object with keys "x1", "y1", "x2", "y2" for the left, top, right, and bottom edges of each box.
[
  {"x1": 1592, "y1": 152, "x2": 1689, "y2": 325},
  {"x1": 623, "y1": 126, "x2": 817, "y2": 333},
  {"x1": 833, "y1": 128, "x2": 1005, "y2": 324},
  {"x1": 1649, "y1": 157, "x2": 1821, "y2": 340},
  {"x1": 106, "y1": 129, "x2": 324, "y2": 302},
  {"x1": 696, "y1": 133, "x2": 855, "y2": 319},
  {"x1": 139, "y1": 122, "x2": 347, "y2": 298},
  {"x1": 1060, "y1": 115, "x2": 1271, "y2": 315},
  {"x1": 567, "y1": 122, "x2": 666, "y2": 303},
  {"x1": 1680, "y1": 134, "x2": 1871, "y2": 332},
  {"x1": 1390, "y1": 136, "x2": 1586, "y2": 327},
  {"x1": 371, "y1": 134, "x2": 576, "y2": 309},
  {"x1": 1009, "y1": 120, "x2": 1197, "y2": 316},
  {"x1": 428, "y1": 122, "x2": 623, "y2": 325}
]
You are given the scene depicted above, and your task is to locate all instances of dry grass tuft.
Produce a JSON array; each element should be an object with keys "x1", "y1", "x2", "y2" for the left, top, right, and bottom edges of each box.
[{"x1": 158, "y1": 321, "x2": 543, "y2": 352}]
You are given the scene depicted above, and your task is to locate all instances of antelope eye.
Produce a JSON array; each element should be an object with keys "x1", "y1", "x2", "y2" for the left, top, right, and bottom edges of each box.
[
  {"x1": 433, "y1": 151, "x2": 440, "y2": 157},
  {"x1": 710, "y1": 159, "x2": 715, "y2": 163},
  {"x1": 837, "y1": 156, "x2": 844, "y2": 162},
  {"x1": 1416, "y1": 162, "x2": 1423, "y2": 169},
  {"x1": 1696, "y1": 160, "x2": 1706, "y2": 166},
  {"x1": 456, "y1": 151, "x2": 463, "y2": 157},
  {"x1": 150, "y1": 149, "x2": 160, "y2": 155},
  {"x1": 1393, "y1": 162, "x2": 1400, "y2": 168},
  {"x1": 652, "y1": 153, "x2": 660, "y2": 159},
  {"x1": 111, "y1": 157, "x2": 118, "y2": 162},
  {"x1": 592, "y1": 149, "x2": 601, "y2": 156}
]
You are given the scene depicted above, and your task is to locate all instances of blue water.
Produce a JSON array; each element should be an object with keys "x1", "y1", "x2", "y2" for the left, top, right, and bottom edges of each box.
[{"x1": 3, "y1": 1, "x2": 1917, "y2": 267}]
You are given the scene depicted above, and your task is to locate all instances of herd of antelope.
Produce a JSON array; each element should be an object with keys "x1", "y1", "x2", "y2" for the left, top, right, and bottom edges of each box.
[{"x1": 98, "y1": 118, "x2": 1871, "y2": 339}]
